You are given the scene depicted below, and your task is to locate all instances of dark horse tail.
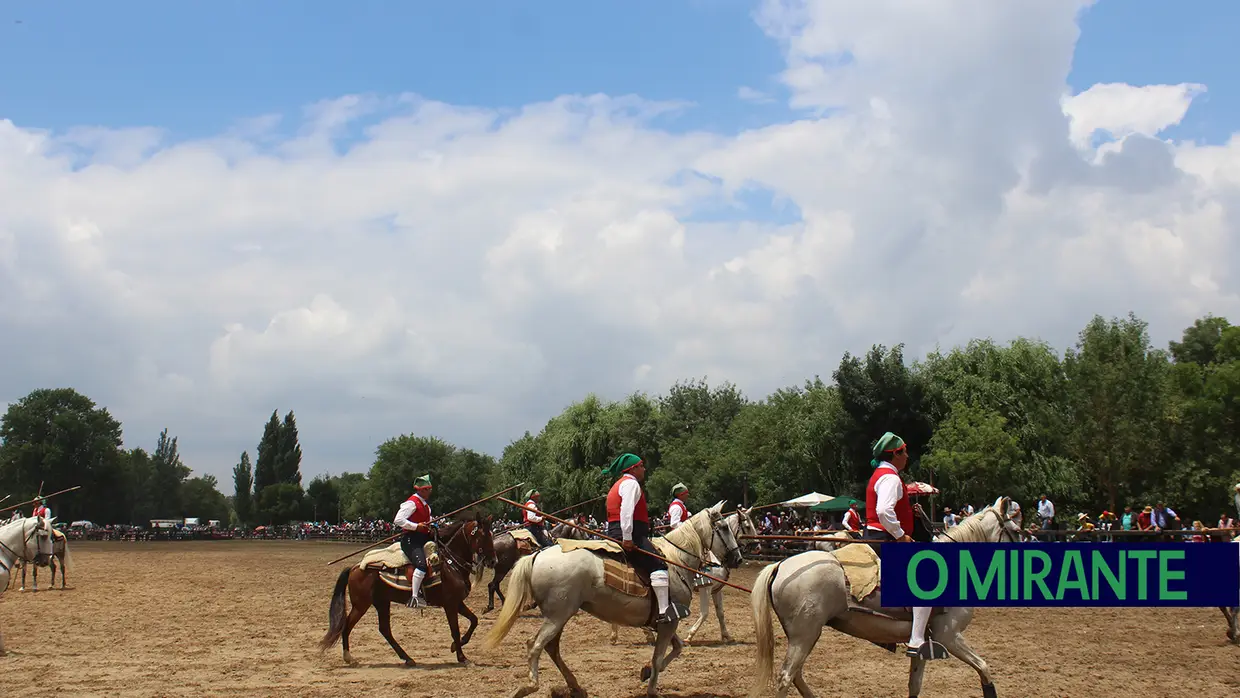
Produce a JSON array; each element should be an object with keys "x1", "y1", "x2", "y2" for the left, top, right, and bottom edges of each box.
[{"x1": 318, "y1": 566, "x2": 352, "y2": 652}]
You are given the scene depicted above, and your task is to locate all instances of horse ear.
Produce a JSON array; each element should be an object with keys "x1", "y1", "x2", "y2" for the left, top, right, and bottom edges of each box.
[
  {"x1": 993, "y1": 495, "x2": 1006, "y2": 510},
  {"x1": 713, "y1": 500, "x2": 725, "y2": 513}
]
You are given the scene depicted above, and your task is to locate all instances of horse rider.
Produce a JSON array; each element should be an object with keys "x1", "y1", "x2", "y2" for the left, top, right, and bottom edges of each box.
[
  {"x1": 605, "y1": 453, "x2": 688, "y2": 625},
  {"x1": 842, "y1": 499, "x2": 861, "y2": 534},
  {"x1": 667, "y1": 483, "x2": 691, "y2": 530},
  {"x1": 522, "y1": 489, "x2": 553, "y2": 548},
  {"x1": 8, "y1": 509, "x2": 21, "y2": 523},
  {"x1": 394, "y1": 475, "x2": 434, "y2": 608},
  {"x1": 863, "y1": 431, "x2": 947, "y2": 661},
  {"x1": 32, "y1": 498, "x2": 50, "y2": 520}
]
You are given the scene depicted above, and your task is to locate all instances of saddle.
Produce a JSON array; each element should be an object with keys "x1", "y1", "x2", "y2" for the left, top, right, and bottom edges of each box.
[
  {"x1": 557, "y1": 538, "x2": 652, "y2": 597},
  {"x1": 508, "y1": 528, "x2": 540, "y2": 555},
  {"x1": 834, "y1": 543, "x2": 945, "y2": 622},
  {"x1": 358, "y1": 541, "x2": 444, "y2": 593}
]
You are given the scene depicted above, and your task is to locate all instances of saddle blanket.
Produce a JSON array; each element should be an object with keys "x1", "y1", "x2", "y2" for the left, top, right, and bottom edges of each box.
[
  {"x1": 507, "y1": 528, "x2": 538, "y2": 544},
  {"x1": 557, "y1": 537, "x2": 699, "y2": 599},
  {"x1": 833, "y1": 542, "x2": 880, "y2": 603}
]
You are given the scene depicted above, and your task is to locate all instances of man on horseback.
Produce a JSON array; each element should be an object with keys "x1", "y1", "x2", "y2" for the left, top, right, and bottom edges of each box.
[
  {"x1": 863, "y1": 431, "x2": 947, "y2": 661},
  {"x1": 668, "y1": 483, "x2": 691, "y2": 530},
  {"x1": 842, "y1": 500, "x2": 861, "y2": 534},
  {"x1": 605, "y1": 453, "x2": 688, "y2": 625},
  {"x1": 394, "y1": 475, "x2": 434, "y2": 608},
  {"x1": 32, "y1": 498, "x2": 50, "y2": 519},
  {"x1": 522, "y1": 489, "x2": 553, "y2": 548}
]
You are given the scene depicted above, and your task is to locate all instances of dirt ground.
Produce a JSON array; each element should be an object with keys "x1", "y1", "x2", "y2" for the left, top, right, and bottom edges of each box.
[{"x1": 1, "y1": 541, "x2": 1237, "y2": 698}]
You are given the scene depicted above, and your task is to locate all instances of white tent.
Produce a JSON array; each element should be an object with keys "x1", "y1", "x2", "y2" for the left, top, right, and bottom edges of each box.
[{"x1": 779, "y1": 492, "x2": 835, "y2": 507}]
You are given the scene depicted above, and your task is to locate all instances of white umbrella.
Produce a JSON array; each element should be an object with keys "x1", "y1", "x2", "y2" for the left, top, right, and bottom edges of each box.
[{"x1": 779, "y1": 492, "x2": 835, "y2": 507}]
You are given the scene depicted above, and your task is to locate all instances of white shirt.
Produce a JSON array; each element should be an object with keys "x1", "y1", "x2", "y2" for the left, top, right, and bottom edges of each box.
[
  {"x1": 869, "y1": 463, "x2": 905, "y2": 539},
  {"x1": 617, "y1": 474, "x2": 642, "y2": 541},
  {"x1": 523, "y1": 499, "x2": 543, "y2": 523},
  {"x1": 668, "y1": 498, "x2": 689, "y2": 528},
  {"x1": 963, "y1": 504, "x2": 974, "y2": 516},
  {"x1": 943, "y1": 513, "x2": 958, "y2": 528},
  {"x1": 1038, "y1": 499, "x2": 1055, "y2": 519},
  {"x1": 393, "y1": 494, "x2": 430, "y2": 531}
]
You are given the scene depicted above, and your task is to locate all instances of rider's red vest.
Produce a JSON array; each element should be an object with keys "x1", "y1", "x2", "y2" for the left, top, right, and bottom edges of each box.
[
  {"x1": 668, "y1": 499, "x2": 689, "y2": 522},
  {"x1": 405, "y1": 494, "x2": 431, "y2": 524},
  {"x1": 865, "y1": 464, "x2": 913, "y2": 537},
  {"x1": 523, "y1": 500, "x2": 540, "y2": 523},
  {"x1": 32, "y1": 505, "x2": 48, "y2": 517},
  {"x1": 606, "y1": 475, "x2": 649, "y2": 524}
]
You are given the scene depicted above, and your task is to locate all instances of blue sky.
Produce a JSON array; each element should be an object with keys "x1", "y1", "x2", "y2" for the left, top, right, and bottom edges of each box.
[{"x1": 3, "y1": 0, "x2": 1235, "y2": 144}]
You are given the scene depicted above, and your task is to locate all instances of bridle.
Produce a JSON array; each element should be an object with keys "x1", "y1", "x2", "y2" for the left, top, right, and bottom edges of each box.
[{"x1": 935, "y1": 503, "x2": 1022, "y2": 544}]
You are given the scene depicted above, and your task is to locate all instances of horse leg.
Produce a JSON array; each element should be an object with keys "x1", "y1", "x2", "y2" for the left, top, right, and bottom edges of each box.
[
  {"x1": 445, "y1": 604, "x2": 468, "y2": 663},
  {"x1": 545, "y1": 630, "x2": 586, "y2": 698},
  {"x1": 778, "y1": 622, "x2": 823, "y2": 698},
  {"x1": 684, "y1": 585, "x2": 710, "y2": 642},
  {"x1": 938, "y1": 632, "x2": 996, "y2": 698},
  {"x1": 642, "y1": 623, "x2": 676, "y2": 697},
  {"x1": 907, "y1": 656, "x2": 927, "y2": 698},
  {"x1": 19, "y1": 561, "x2": 26, "y2": 592},
  {"x1": 509, "y1": 617, "x2": 568, "y2": 698},
  {"x1": 374, "y1": 600, "x2": 415, "y2": 666},
  {"x1": 610, "y1": 623, "x2": 620, "y2": 645},
  {"x1": 31, "y1": 563, "x2": 37, "y2": 592},
  {"x1": 341, "y1": 579, "x2": 373, "y2": 665},
  {"x1": 712, "y1": 585, "x2": 733, "y2": 643},
  {"x1": 457, "y1": 601, "x2": 479, "y2": 647}
]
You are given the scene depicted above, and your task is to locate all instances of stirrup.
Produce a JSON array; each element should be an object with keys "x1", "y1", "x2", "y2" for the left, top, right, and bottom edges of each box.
[
  {"x1": 656, "y1": 602, "x2": 691, "y2": 625},
  {"x1": 407, "y1": 593, "x2": 427, "y2": 609},
  {"x1": 904, "y1": 640, "x2": 948, "y2": 660}
]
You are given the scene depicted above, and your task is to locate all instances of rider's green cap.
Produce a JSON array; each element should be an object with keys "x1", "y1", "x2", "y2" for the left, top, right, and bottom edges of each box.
[
  {"x1": 413, "y1": 474, "x2": 432, "y2": 488},
  {"x1": 525, "y1": 488, "x2": 539, "y2": 500},
  {"x1": 870, "y1": 431, "x2": 905, "y2": 467},
  {"x1": 671, "y1": 483, "x2": 688, "y2": 497},
  {"x1": 603, "y1": 453, "x2": 643, "y2": 478}
]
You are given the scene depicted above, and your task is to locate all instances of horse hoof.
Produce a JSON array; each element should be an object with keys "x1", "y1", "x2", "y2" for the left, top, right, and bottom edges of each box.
[
  {"x1": 981, "y1": 682, "x2": 997, "y2": 698},
  {"x1": 403, "y1": 659, "x2": 416, "y2": 668},
  {"x1": 640, "y1": 665, "x2": 652, "y2": 682}
]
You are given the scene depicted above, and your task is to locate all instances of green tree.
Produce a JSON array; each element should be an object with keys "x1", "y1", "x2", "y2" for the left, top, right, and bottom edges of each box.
[
  {"x1": 0, "y1": 388, "x2": 124, "y2": 523},
  {"x1": 306, "y1": 474, "x2": 340, "y2": 523},
  {"x1": 252, "y1": 410, "x2": 281, "y2": 494},
  {"x1": 367, "y1": 434, "x2": 497, "y2": 516},
  {"x1": 149, "y1": 428, "x2": 191, "y2": 517},
  {"x1": 921, "y1": 402, "x2": 1022, "y2": 506},
  {"x1": 182, "y1": 475, "x2": 230, "y2": 523},
  {"x1": 232, "y1": 451, "x2": 253, "y2": 526},
  {"x1": 834, "y1": 344, "x2": 934, "y2": 484},
  {"x1": 276, "y1": 410, "x2": 303, "y2": 486},
  {"x1": 1063, "y1": 313, "x2": 1171, "y2": 513}
]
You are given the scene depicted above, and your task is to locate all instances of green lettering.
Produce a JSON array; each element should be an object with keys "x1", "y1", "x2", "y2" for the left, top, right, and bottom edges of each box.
[
  {"x1": 907, "y1": 550, "x2": 948, "y2": 600},
  {"x1": 1055, "y1": 550, "x2": 1089, "y2": 600},
  {"x1": 1158, "y1": 550, "x2": 1187, "y2": 601},
  {"x1": 1022, "y1": 550, "x2": 1054, "y2": 600},
  {"x1": 1009, "y1": 549, "x2": 1019, "y2": 600},
  {"x1": 961, "y1": 551, "x2": 1005, "y2": 600},
  {"x1": 1091, "y1": 550, "x2": 1125, "y2": 600},
  {"x1": 1128, "y1": 550, "x2": 1156, "y2": 600}
]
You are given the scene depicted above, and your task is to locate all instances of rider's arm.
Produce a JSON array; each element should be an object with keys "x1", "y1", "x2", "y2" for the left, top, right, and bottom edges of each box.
[
  {"x1": 619, "y1": 477, "x2": 640, "y2": 541},
  {"x1": 873, "y1": 473, "x2": 905, "y2": 539},
  {"x1": 394, "y1": 500, "x2": 419, "y2": 531},
  {"x1": 669, "y1": 505, "x2": 681, "y2": 527},
  {"x1": 526, "y1": 502, "x2": 543, "y2": 523}
]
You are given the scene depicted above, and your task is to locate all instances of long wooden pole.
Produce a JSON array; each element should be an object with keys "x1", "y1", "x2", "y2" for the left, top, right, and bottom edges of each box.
[
  {"x1": 498, "y1": 494, "x2": 606, "y2": 534},
  {"x1": 741, "y1": 533, "x2": 866, "y2": 546},
  {"x1": 326, "y1": 482, "x2": 526, "y2": 566},
  {"x1": 0, "y1": 486, "x2": 82, "y2": 515},
  {"x1": 497, "y1": 496, "x2": 753, "y2": 593}
]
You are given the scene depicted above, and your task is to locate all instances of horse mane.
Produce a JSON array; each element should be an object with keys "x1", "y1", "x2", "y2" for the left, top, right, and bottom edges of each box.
[
  {"x1": 662, "y1": 507, "x2": 711, "y2": 564},
  {"x1": 934, "y1": 498, "x2": 1007, "y2": 543}
]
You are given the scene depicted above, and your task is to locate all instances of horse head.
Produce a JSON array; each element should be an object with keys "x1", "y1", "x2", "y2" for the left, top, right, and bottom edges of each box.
[
  {"x1": 725, "y1": 505, "x2": 760, "y2": 562},
  {"x1": 936, "y1": 496, "x2": 1022, "y2": 544},
  {"x1": 705, "y1": 501, "x2": 744, "y2": 568},
  {"x1": 27, "y1": 515, "x2": 54, "y2": 566},
  {"x1": 466, "y1": 518, "x2": 498, "y2": 568}
]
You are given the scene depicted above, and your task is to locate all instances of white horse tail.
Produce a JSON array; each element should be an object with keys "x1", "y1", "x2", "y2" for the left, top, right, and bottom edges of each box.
[
  {"x1": 750, "y1": 561, "x2": 780, "y2": 698},
  {"x1": 60, "y1": 538, "x2": 73, "y2": 575},
  {"x1": 484, "y1": 552, "x2": 535, "y2": 650}
]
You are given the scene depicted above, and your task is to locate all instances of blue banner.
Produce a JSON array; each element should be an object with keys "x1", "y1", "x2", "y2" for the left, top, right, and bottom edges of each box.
[{"x1": 879, "y1": 543, "x2": 1240, "y2": 607}]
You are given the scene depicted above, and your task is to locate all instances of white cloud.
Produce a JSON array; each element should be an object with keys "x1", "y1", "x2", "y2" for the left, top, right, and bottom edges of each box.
[
  {"x1": 1062, "y1": 82, "x2": 1207, "y2": 150},
  {"x1": 2, "y1": 0, "x2": 1239, "y2": 483}
]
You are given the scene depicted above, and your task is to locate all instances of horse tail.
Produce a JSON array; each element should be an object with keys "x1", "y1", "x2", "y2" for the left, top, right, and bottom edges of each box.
[
  {"x1": 750, "y1": 561, "x2": 781, "y2": 698},
  {"x1": 485, "y1": 552, "x2": 535, "y2": 650},
  {"x1": 472, "y1": 560, "x2": 486, "y2": 586},
  {"x1": 60, "y1": 538, "x2": 74, "y2": 575},
  {"x1": 318, "y1": 566, "x2": 352, "y2": 652}
]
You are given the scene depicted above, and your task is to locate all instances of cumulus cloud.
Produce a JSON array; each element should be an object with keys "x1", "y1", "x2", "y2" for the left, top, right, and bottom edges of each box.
[{"x1": 2, "y1": 0, "x2": 1239, "y2": 482}]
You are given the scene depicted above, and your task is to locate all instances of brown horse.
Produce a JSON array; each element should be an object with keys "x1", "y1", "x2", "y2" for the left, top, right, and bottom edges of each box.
[{"x1": 319, "y1": 517, "x2": 497, "y2": 666}]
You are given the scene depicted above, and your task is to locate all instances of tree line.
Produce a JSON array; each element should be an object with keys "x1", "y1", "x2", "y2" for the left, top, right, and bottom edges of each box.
[{"x1": 4, "y1": 312, "x2": 1239, "y2": 527}]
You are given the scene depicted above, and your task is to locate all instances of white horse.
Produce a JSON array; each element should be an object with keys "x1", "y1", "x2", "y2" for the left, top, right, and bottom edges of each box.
[
  {"x1": 13, "y1": 529, "x2": 72, "y2": 591},
  {"x1": 610, "y1": 506, "x2": 759, "y2": 646},
  {"x1": 751, "y1": 496, "x2": 1023, "y2": 698},
  {"x1": 0, "y1": 516, "x2": 57, "y2": 656},
  {"x1": 486, "y1": 502, "x2": 741, "y2": 698}
]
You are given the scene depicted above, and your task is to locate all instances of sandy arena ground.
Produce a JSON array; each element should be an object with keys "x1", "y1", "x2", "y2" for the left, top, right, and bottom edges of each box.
[{"x1": 2, "y1": 541, "x2": 1237, "y2": 697}]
